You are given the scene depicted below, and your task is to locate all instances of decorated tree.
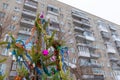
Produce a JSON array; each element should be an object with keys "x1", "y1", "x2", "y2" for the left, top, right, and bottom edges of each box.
[{"x1": 0, "y1": 13, "x2": 72, "y2": 80}]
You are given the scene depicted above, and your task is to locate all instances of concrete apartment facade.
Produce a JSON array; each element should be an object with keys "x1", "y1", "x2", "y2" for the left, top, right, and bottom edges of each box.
[{"x1": 1, "y1": 0, "x2": 120, "y2": 80}]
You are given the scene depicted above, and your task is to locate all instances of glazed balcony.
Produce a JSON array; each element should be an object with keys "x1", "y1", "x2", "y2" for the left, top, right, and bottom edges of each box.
[
  {"x1": 90, "y1": 53, "x2": 100, "y2": 59},
  {"x1": 112, "y1": 35, "x2": 120, "y2": 42},
  {"x1": 72, "y1": 9, "x2": 88, "y2": 20},
  {"x1": 22, "y1": 9, "x2": 36, "y2": 19},
  {"x1": 73, "y1": 19, "x2": 91, "y2": 27},
  {"x1": 74, "y1": 26, "x2": 85, "y2": 32},
  {"x1": 18, "y1": 30, "x2": 31, "y2": 36},
  {"x1": 78, "y1": 51, "x2": 90, "y2": 58},
  {"x1": 20, "y1": 18, "x2": 34, "y2": 27},
  {"x1": 109, "y1": 57, "x2": 119, "y2": 62},
  {"x1": 24, "y1": 1, "x2": 37, "y2": 11}
]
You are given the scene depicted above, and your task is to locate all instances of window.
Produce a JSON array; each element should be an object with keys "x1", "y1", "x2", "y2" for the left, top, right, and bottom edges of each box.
[
  {"x1": 3, "y1": 34, "x2": 12, "y2": 56},
  {"x1": 12, "y1": 16, "x2": 18, "y2": 21},
  {"x1": 4, "y1": 34, "x2": 11, "y2": 42},
  {"x1": 11, "y1": 62, "x2": 17, "y2": 70},
  {"x1": 69, "y1": 39, "x2": 74, "y2": 44},
  {"x1": 0, "y1": 64, "x2": 6, "y2": 75},
  {"x1": 14, "y1": 7, "x2": 20, "y2": 12},
  {"x1": 0, "y1": 12, "x2": 5, "y2": 18},
  {"x1": 84, "y1": 31, "x2": 93, "y2": 36},
  {"x1": 17, "y1": 35, "x2": 33, "y2": 50},
  {"x1": 70, "y1": 48, "x2": 75, "y2": 53},
  {"x1": 2, "y1": 3, "x2": 8, "y2": 9},
  {"x1": 8, "y1": 25, "x2": 16, "y2": 30},
  {"x1": 2, "y1": 48, "x2": 8, "y2": 56},
  {"x1": 47, "y1": 5, "x2": 58, "y2": 13},
  {"x1": 16, "y1": 0, "x2": 22, "y2": 4},
  {"x1": 41, "y1": 4, "x2": 44, "y2": 8},
  {"x1": 72, "y1": 58, "x2": 76, "y2": 64}
]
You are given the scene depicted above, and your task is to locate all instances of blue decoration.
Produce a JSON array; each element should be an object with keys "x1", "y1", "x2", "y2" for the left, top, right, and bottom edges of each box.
[
  {"x1": 7, "y1": 42, "x2": 10, "y2": 49},
  {"x1": 35, "y1": 67, "x2": 42, "y2": 75},
  {"x1": 41, "y1": 19, "x2": 45, "y2": 24},
  {"x1": 12, "y1": 50, "x2": 16, "y2": 55}
]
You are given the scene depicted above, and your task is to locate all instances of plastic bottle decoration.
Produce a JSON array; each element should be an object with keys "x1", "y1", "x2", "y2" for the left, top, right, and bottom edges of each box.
[
  {"x1": 14, "y1": 76, "x2": 22, "y2": 80},
  {"x1": 42, "y1": 50, "x2": 49, "y2": 56},
  {"x1": 50, "y1": 56, "x2": 56, "y2": 61},
  {"x1": 40, "y1": 12, "x2": 44, "y2": 19}
]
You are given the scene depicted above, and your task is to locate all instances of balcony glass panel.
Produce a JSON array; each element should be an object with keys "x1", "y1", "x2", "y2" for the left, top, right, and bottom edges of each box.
[
  {"x1": 84, "y1": 31, "x2": 95, "y2": 41},
  {"x1": 112, "y1": 35, "x2": 120, "y2": 41},
  {"x1": 107, "y1": 45, "x2": 116, "y2": 53},
  {"x1": 78, "y1": 46, "x2": 90, "y2": 57},
  {"x1": 72, "y1": 9, "x2": 88, "y2": 20}
]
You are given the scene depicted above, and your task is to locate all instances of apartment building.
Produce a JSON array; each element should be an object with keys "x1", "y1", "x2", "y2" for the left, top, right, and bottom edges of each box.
[{"x1": 0, "y1": 0, "x2": 120, "y2": 80}]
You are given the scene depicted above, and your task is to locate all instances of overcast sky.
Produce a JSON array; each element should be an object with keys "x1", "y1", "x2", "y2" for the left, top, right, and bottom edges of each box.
[{"x1": 58, "y1": 0, "x2": 120, "y2": 25}]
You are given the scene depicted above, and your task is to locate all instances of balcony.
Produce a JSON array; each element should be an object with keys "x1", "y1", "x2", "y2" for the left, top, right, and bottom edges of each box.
[
  {"x1": 109, "y1": 25, "x2": 116, "y2": 31},
  {"x1": 77, "y1": 43, "x2": 96, "y2": 49},
  {"x1": 47, "y1": 5, "x2": 59, "y2": 16},
  {"x1": 78, "y1": 51, "x2": 90, "y2": 58},
  {"x1": 90, "y1": 63, "x2": 102, "y2": 68},
  {"x1": 48, "y1": 26, "x2": 60, "y2": 31},
  {"x1": 24, "y1": 1, "x2": 37, "y2": 11},
  {"x1": 90, "y1": 53, "x2": 100, "y2": 59},
  {"x1": 75, "y1": 34, "x2": 85, "y2": 39},
  {"x1": 74, "y1": 26, "x2": 85, "y2": 31},
  {"x1": 94, "y1": 75, "x2": 104, "y2": 80},
  {"x1": 113, "y1": 35, "x2": 120, "y2": 42},
  {"x1": 109, "y1": 57, "x2": 119, "y2": 62},
  {"x1": 82, "y1": 75, "x2": 94, "y2": 79},
  {"x1": 99, "y1": 25, "x2": 108, "y2": 32},
  {"x1": 22, "y1": 9, "x2": 36, "y2": 19},
  {"x1": 64, "y1": 61, "x2": 76, "y2": 69},
  {"x1": 72, "y1": 9, "x2": 88, "y2": 20},
  {"x1": 115, "y1": 41, "x2": 120, "y2": 48},
  {"x1": 80, "y1": 62, "x2": 91, "y2": 67},
  {"x1": 85, "y1": 35, "x2": 95, "y2": 41},
  {"x1": 20, "y1": 18, "x2": 34, "y2": 27},
  {"x1": 117, "y1": 61, "x2": 120, "y2": 66},
  {"x1": 73, "y1": 19, "x2": 91, "y2": 27},
  {"x1": 107, "y1": 47, "x2": 116, "y2": 54},
  {"x1": 18, "y1": 30, "x2": 31, "y2": 36},
  {"x1": 33, "y1": 0, "x2": 38, "y2": 2},
  {"x1": 112, "y1": 66, "x2": 120, "y2": 70},
  {"x1": 101, "y1": 31, "x2": 110, "y2": 39}
]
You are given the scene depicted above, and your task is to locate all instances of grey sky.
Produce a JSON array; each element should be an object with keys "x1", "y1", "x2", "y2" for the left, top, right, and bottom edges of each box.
[{"x1": 58, "y1": 0, "x2": 120, "y2": 25}]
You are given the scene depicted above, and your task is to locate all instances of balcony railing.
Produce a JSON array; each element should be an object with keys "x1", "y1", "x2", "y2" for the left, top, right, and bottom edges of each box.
[
  {"x1": 21, "y1": 18, "x2": 34, "y2": 26},
  {"x1": 48, "y1": 26, "x2": 60, "y2": 31},
  {"x1": 90, "y1": 62, "x2": 102, "y2": 68},
  {"x1": 109, "y1": 57, "x2": 119, "y2": 62},
  {"x1": 74, "y1": 26, "x2": 85, "y2": 31},
  {"x1": 82, "y1": 75, "x2": 94, "y2": 79},
  {"x1": 112, "y1": 66, "x2": 120, "y2": 70},
  {"x1": 24, "y1": 1, "x2": 37, "y2": 9},
  {"x1": 22, "y1": 9, "x2": 36, "y2": 17},
  {"x1": 107, "y1": 47, "x2": 116, "y2": 54},
  {"x1": 78, "y1": 51, "x2": 90, "y2": 58},
  {"x1": 85, "y1": 35, "x2": 95, "y2": 41},
  {"x1": 75, "y1": 34, "x2": 85, "y2": 39},
  {"x1": 90, "y1": 53, "x2": 100, "y2": 58},
  {"x1": 73, "y1": 19, "x2": 91, "y2": 27},
  {"x1": 18, "y1": 30, "x2": 31, "y2": 36},
  {"x1": 72, "y1": 10, "x2": 88, "y2": 20},
  {"x1": 99, "y1": 25, "x2": 108, "y2": 32},
  {"x1": 112, "y1": 35, "x2": 120, "y2": 41},
  {"x1": 101, "y1": 31, "x2": 110, "y2": 39},
  {"x1": 115, "y1": 41, "x2": 120, "y2": 48}
]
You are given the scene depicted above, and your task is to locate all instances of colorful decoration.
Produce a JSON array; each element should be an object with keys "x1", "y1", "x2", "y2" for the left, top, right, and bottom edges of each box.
[
  {"x1": 0, "y1": 13, "x2": 72, "y2": 80},
  {"x1": 42, "y1": 50, "x2": 49, "y2": 56}
]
